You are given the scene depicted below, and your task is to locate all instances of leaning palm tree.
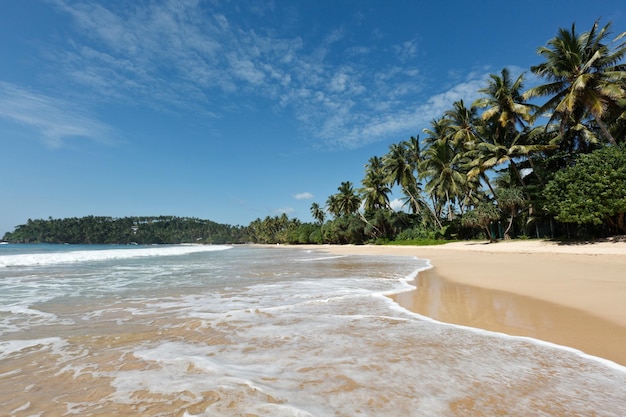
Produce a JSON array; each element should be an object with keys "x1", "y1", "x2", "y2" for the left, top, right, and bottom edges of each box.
[{"x1": 524, "y1": 20, "x2": 626, "y2": 147}]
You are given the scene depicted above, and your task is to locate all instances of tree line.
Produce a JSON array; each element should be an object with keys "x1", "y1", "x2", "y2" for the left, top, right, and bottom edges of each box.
[
  {"x1": 2, "y1": 216, "x2": 249, "y2": 244},
  {"x1": 4, "y1": 20, "x2": 626, "y2": 246}
]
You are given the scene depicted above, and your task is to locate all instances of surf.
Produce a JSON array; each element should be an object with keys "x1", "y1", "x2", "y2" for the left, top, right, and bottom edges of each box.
[{"x1": 0, "y1": 244, "x2": 232, "y2": 267}]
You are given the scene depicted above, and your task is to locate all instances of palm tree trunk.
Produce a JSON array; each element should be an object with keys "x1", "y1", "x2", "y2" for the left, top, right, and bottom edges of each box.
[
  {"x1": 509, "y1": 160, "x2": 527, "y2": 187},
  {"x1": 504, "y1": 214, "x2": 514, "y2": 239},
  {"x1": 595, "y1": 116, "x2": 618, "y2": 146},
  {"x1": 480, "y1": 173, "x2": 497, "y2": 199},
  {"x1": 358, "y1": 211, "x2": 382, "y2": 238}
]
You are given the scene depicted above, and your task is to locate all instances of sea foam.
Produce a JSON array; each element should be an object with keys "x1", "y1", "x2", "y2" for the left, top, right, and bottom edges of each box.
[{"x1": 0, "y1": 244, "x2": 232, "y2": 267}]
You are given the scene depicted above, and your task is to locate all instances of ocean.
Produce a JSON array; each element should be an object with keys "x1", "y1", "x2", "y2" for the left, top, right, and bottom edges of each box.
[{"x1": 1, "y1": 243, "x2": 624, "y2": 416}]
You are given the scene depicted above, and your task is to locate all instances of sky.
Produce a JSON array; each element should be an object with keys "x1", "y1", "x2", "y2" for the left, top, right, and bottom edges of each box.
[{"x1": 1, "y1": 0, "x2": 625, "y2": 235}]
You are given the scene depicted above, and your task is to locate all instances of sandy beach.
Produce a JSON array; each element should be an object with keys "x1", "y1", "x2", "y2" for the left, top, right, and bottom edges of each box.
[{"x1": 318, "y1": 239, "x2": 626, "y2": 366}]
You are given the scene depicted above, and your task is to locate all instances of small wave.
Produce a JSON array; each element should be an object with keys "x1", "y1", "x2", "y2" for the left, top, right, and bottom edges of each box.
[
  {"x1": 0, "y1": 245, "x2": 232, "y2": 267},
  {"x1": 296, "y1": 255, "x2": 348, "y2": 262}
]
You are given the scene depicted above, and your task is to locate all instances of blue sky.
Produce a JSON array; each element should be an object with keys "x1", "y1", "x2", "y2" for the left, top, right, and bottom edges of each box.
[{"x1": 1, "y1": 0, "x2": 624, "y2": 235}]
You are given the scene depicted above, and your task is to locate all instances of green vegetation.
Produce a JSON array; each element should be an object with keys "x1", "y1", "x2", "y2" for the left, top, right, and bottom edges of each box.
[
  {"x1": 3, "y1": 216, "x2": 248, "y2": 245},
  {"x1": 311, "y1": 19, "x2": 626, "y2": 244},
  {"x1": 543, "y1": 144, "x2": 626, "y2": 234},
  {"x1": 4, "y1": 20, "x2": 626, "y2": 246}
]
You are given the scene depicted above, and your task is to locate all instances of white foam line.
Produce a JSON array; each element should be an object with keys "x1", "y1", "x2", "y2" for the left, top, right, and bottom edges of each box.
[
  {"x1": 382, "y1": 279, "x2": 626, "y2": 374},
  {"x1": 0, "y1": 337, "x2": 68, "y2": 360},
  {"x1": 0, "y1": 245, "x2": 232, "y2": 267}
]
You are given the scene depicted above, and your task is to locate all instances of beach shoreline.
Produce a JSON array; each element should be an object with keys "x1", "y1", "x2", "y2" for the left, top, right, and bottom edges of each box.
[{"x1": 310, "y1": 240, "x2": 626, "y2": 366}]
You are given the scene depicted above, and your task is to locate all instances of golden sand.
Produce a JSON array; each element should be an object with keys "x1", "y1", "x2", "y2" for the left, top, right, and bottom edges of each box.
[{"x1": 318, "y1": 240, "x2": 626, "y2": 365}]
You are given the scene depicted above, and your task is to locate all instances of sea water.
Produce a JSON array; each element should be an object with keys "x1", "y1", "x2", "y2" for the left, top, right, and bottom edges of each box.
[{"x1": 0, "y1": 244, "x2": 624, "y2": 416}]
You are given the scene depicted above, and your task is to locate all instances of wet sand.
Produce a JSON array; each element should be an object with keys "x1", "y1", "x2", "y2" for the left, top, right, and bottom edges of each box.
[{"x1": 318, "y1": 240, "x2": 626, "y2": 366}]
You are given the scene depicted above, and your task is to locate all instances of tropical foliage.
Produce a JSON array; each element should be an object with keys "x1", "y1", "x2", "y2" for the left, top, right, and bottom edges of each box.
[{"x1": 312, "y1": 19, "x2": 626, "y2": 243}]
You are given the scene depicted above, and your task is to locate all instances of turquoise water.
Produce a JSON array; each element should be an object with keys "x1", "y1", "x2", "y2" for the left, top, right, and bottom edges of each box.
[{"x1": 1, "y1": 244, "x2": 625, "y2": 416}]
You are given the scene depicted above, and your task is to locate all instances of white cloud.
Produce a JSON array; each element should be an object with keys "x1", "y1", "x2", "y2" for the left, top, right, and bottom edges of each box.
[
  {"x1": 0, "y1": 81, "x2": 114, "y2": 148},
  {"x1": 293, "y1": 192, "x2": 313, "y2": 200},
  {"x1": 390, "y1": 198, "x2": 406, "y2": 212}
]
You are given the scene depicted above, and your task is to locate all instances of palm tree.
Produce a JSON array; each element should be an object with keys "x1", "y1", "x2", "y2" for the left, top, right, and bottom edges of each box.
[
  {"x1": 325, "y1": 194, "x2": 340, "y2": 218},
  {"x1": 444, "y1": 100, "x2": 481, "y2": 147},
  {"x1": 440, "y1": 100, "x2": 500, "y2": 198},
  {"x1": 332, "y1": 181, "x2": 361, "y2": 217},
  {"x1": 466, "y1": 125, "x2": 554, "y2": 189},
  {"x1": 471, "y1": 69, "x2": 555, "y2": 188},
  {"x1": 419, "y1": 138, "x2": 468, "y2": 220},
  {"x1": 384, "y1": 142, "x2": 414, "y2": 189},
  {"x1": 310, "y1": 202, "x2": 325, "y2": 224},
  {"x1": 405, "y1": 135, "x2": 421, "y2": 174},
  {"x1": 525, "y1": 20, "x2": 626, "y2": 148},
  {"x1": 422, "y1": 117, "x2": 452, "y2": 148},
  {"x1": 383, "y1": 141, "x2": 426, "y2": 215},
  {"x1": 474, "y1": 68, "x2": 536, "y2": 133},
  {"x1": 361, "y1": 156, "x2": 392, "y2": 212}
]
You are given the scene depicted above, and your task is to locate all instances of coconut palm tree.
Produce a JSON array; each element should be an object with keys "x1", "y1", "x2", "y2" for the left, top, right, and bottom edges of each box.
[
  {"x1": 384, "y1": 142, "x2": 414, "y2": 190},
  {"x1": 405, "y1": 135, "x2": 422, "y2": 174},
  {"x1": 525, "y1": 20, "x2": 626, "y2": 148},
  {"x1": 444, "y1": 100, "x2": 481, "y2": 147},
  {"x1": 325, "y1": 194, "x2": 341, "y2": 218},
  {"x1": 419, "y1": 138, "x2": 468, "y2": 220},
  {"x1": 383, "y1": 141, "x2": 427, "y2": 215},
  {"x1": 470, "y1": 69, "x2": 555, "y2": 187},
  {"x1": 332, "y1": 181, "x2": 361, "y2": 217},
  {"x1": 361, "y1": 156, "x2": 392, "y2": 212},
  {"x1": 440, "y1": 100, "x2": 500, "y2": 198},
  {"x1": 422, "y1": 117, "x2": 452, "y2": 148},
  {"x1": 310, "y1": 202, "x2": 325, "y2": 224},
  {"x1": 474, "y1": 68, "x2": 536, "y2": 133}
]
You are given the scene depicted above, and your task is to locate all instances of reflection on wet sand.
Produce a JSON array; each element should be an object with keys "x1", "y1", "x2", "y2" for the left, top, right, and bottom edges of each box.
[{"x1": 393, "y1": 268, "x2": 626, "y2": 365}]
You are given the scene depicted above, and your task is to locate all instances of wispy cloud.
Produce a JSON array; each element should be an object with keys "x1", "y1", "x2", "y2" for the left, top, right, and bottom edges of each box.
[
  {"x1": 293, "y1": 192, "x2": 313, "y2": 200},
  {"x1": 0, "y1": 81, "x2": 114, "y2": 148},
  {"x1": 44, "y1": 0, "x2": 492, "y2": 150}
]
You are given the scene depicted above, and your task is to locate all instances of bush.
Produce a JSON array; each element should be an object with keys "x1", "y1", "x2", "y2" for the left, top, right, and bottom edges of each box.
[{"x1": 543, "y1": 144, "x2": 626, "y2": 234}]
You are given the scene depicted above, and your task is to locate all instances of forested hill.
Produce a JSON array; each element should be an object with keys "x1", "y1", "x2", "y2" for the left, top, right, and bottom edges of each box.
[{"x1": 2, "y1": 216, "x2": 249, "y2": 244}]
